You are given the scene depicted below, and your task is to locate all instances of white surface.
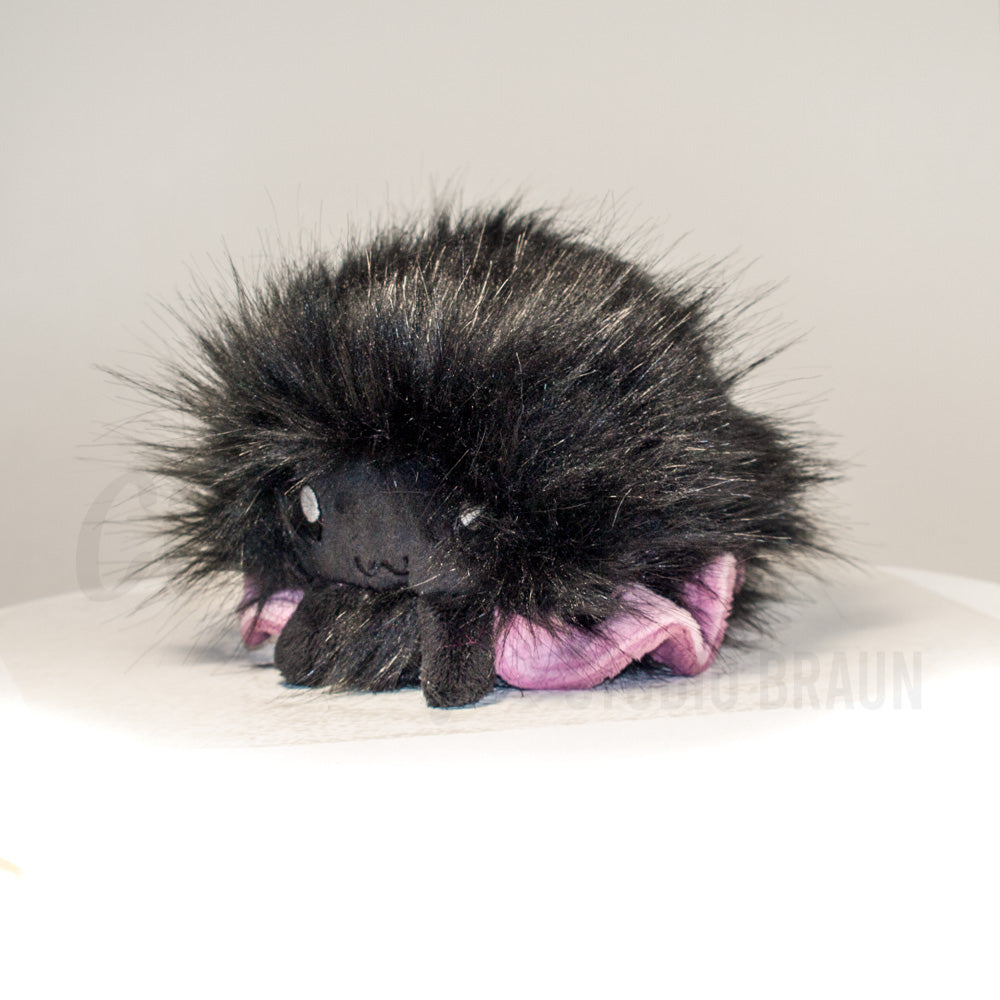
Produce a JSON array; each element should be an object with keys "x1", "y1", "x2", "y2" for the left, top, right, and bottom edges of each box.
[
  {"x1": 1, "y1": 564, "x2": 999, "y2": 997},
  {"x1": 1, "y1": 564, "x2": 997, "y2": 748}
]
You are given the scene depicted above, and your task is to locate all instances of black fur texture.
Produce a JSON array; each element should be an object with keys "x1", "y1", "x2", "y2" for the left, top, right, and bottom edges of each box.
[{"x1": 136, "y1": 204, "x2": 831, "y2": 707}]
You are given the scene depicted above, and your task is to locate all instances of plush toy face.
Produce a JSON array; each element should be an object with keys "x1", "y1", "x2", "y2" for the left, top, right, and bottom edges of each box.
[
  {"x1": 285, "y1": 462, "x2": 476, "y2": 596},
  {"x1": 140, "y1": 206, "x2": 827, "y2": 707}
]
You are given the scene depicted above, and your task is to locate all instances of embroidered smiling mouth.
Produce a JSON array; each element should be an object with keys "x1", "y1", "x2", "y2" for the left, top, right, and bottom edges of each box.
[{"x1": 353, "y1": 556, "x2": 409, "y2": 579}]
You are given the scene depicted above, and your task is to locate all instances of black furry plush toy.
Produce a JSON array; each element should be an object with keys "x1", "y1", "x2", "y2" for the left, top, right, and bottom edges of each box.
[{"x1": 139, "y1": 205, "x2": 828, "y2": 707}]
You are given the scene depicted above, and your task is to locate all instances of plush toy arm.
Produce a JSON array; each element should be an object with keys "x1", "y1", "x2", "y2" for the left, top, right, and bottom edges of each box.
[
  {"x1": 274, "y1": 585, "x2": 421, "y2": 691},
  {"x1": 274, "y1": 586, "x2": 362, "y2": 687},
  {"x1": 416, "y1": 595, "x2": 495, "y2": 708}
]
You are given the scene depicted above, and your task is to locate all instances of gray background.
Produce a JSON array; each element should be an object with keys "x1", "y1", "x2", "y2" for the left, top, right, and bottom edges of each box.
[{"x1": 2, "y1": 0, "x2": 998, "y2": 608}]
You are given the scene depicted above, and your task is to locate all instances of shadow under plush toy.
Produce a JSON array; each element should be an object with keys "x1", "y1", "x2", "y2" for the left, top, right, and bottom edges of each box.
[{"x1": 138, "y1": 205, "x2": 829, "y2": 707}]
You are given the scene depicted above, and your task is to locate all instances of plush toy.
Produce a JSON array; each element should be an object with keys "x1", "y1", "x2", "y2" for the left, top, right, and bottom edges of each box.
[{"x1": 137, "y1": 205, "x2": 829, "y2": 707}]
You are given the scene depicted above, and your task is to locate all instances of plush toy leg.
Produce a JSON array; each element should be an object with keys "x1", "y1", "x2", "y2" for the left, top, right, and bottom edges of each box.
[
  {"x1": 416, "y1": 596, "x2": 495, "y2": 708},
  {"x1": 274, "y1": 586, "x2": 356, "y2": 687},
  {"x1": 274, "y1": 586, "x2": 420, "y2": 691}
]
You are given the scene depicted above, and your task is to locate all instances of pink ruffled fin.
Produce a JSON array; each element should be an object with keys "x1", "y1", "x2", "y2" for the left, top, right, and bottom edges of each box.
[
  {"x1": 238, "y1": 577, "x2": 305, "y2": 649},
  {"x1": 495, "y1": 554, "x2": 741, "y2": 690},
  {"x1": 681, "y1": 553, "x2": 743, "y2": 654},
  {"x1": 648, "y1": 552, "x2": 743, "y2": 676}
]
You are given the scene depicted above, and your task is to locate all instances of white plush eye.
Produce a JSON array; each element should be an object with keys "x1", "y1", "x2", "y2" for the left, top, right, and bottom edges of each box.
[
  {"x1": 457, "y1": 504, "x2": 484, "y2": 530},
  {"x1": 299, "y1": 485, "x2": 321, "y2": 523}
]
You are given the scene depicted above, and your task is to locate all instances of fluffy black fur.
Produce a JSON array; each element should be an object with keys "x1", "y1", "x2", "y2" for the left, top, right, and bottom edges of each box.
[{"x1": 136, "y1": 205, "x2": 831, "y2": 707}]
